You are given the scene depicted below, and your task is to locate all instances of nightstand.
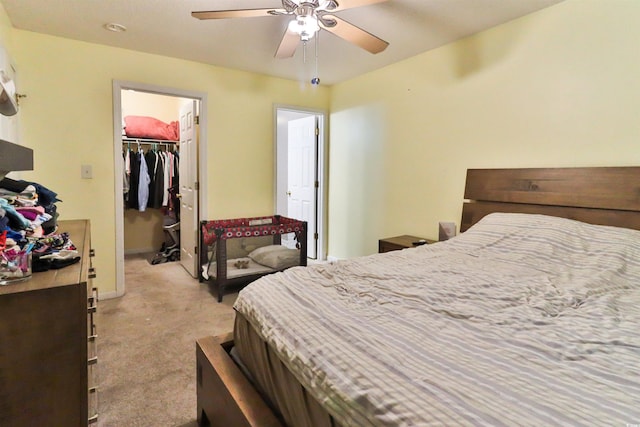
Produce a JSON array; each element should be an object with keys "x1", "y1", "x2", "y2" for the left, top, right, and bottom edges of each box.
[{"x1": 378, "y1": 235, "x2": 436, "y2": 253}]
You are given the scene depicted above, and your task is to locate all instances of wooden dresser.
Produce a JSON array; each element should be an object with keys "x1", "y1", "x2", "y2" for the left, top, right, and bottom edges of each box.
[{"x1": 0, "y1": 220, "x2": 98, "y2": 426}]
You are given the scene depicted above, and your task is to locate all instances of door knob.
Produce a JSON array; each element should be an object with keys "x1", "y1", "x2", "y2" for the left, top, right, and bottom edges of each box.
[{"x1": 286, "y1": 191, "x2": 291, "y2": 196}]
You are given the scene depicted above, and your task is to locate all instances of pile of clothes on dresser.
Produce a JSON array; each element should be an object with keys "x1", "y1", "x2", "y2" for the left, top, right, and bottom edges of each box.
[{"x1": 1, "y1": 177, "x2": 80, "y2": 283}]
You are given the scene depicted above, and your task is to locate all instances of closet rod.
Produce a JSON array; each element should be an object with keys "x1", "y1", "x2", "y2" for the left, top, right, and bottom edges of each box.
[{"x1": 122, "y1": 137, "x2": 179, "y2": 144}]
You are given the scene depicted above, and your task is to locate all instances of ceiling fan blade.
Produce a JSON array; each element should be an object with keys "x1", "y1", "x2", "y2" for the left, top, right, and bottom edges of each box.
[
  {"x1": 326, "y1": 0, "x2": 388, "y2": 12},
  {"x1": 320, "y1": 15, "x2": 388, "y2": 54},
  {"x1": 275, "y1": 28, "x2": 300, "y2": 58},
  {"x1": 192, "y1": 9, "x2": 282, "y2": 20}
]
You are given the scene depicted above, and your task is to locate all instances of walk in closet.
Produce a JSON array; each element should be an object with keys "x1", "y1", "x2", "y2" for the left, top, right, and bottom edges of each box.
[{"x1": 121, "y1": 91, "x2": 185, "y2": 256}]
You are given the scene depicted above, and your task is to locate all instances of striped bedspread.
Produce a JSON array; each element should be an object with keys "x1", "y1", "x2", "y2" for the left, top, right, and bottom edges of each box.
[{"x1": 234, "y1": 213, "x2": 640, "y2": 426}]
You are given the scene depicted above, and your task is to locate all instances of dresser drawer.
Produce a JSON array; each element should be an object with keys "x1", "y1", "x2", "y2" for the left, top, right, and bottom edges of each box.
[{"x1": 87, "y1": 251, "x2": 99, "y2": 425}]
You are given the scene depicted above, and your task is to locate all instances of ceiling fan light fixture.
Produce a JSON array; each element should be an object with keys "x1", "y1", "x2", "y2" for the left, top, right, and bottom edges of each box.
[
  {"x1": 191, "y1": 0, "x2": 390, "y2": 59},
  {"x1": 288, "y1": 14, "x2": 320, "y2": 41},
  {"x1": 317, "y1": 0, "x2": 335, "y2": 10}
]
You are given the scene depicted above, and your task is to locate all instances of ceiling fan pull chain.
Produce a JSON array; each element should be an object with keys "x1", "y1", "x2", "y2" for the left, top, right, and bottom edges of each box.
[
  {"x1": 312, "y1": 33, "x2": 320, "y2": 85},
  {"x1": 303, "y1": 40, "x2": 307, "y2": 64}
]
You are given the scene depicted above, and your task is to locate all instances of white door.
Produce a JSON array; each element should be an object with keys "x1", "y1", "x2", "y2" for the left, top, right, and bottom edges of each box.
[
  {"x1": 287, "y1": 116, "x2": 317, "y2": 258},
  {"x1": 179, "y1": 100, "x2": 198, "y2": 277}
]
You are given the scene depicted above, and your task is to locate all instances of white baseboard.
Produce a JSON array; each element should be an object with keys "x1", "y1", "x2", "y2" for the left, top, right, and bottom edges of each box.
[
  {"x1": 327, "y1": 255, "x2": 341, "y2": 262},
  {"x1": 99, "y1": 290, "x2": 122, "y2": 300},
  {"x1": 124, "y1": 247, "x2": 156, "y2": 255}
]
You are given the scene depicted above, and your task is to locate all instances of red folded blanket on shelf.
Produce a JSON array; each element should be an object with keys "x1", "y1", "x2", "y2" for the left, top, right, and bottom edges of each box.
[{"x1": 124, "y1": 115, "x2": 179, "y2": 141}]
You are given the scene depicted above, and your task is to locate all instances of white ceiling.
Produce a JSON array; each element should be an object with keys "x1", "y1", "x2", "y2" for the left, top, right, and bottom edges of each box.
[{"x1": 1, "y1": 0, "x2": 563, "y2": 85}]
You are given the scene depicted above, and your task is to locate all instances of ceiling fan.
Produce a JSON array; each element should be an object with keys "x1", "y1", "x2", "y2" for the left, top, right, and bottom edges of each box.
[{"x1": 192, "y1": 0, "x2": 389, "y2": 59}]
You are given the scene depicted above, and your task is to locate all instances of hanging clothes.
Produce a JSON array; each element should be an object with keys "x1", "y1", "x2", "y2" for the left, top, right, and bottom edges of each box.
[
  {"x1": 123, "y1": 141, "x2": 179, "y2": 210},
  {"x1": 127, "y1": 149, "x2": 141, "y2": 210},
  {"x1": 144, "y1": 149, "x2": 159, "y2": 209},
  {"x1": 123, "y1": 148, "x2": 130, "y2": 202},
  {"x1": 167, "y1": 150, "x2": 180, "y2": 215},
  {"x1": 138, "y1": 148, "x2": 151, "y2": 212},
  {"x1": 152, "y1": 151, "x2": 165, "y2": 209},
  {"x1": 173, "y1": 151, "x2": 180, "y2": 189},
  {"x1": 162, "y1": 150, "x2": 172, "y2": 207}
]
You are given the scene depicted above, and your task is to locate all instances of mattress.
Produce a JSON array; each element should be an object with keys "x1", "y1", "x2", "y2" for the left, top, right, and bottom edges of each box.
[
  {"x1": 202, "y1": 258, "x2": 274, "y2": 280},
  {"x1": 233, "y1": 213, "x2": 640, "y2": 426},
  {"x1": 234, "y1": 314, "x2": 341, "y2": 427}
]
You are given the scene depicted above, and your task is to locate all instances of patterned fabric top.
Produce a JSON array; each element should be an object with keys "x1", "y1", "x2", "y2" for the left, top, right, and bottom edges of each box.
[
  {"x1": 201, "y1": 216, "x2": 305, "y2": 246},
  {"x1": 235, "y1": 213, "x2": 640, "y2": 426}
]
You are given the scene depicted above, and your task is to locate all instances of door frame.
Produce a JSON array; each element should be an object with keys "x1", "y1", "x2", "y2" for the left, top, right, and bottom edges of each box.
[
  {"x1": 274, "y1": 105, "x2": 327, "y2": 261},
  {"x1": 109, "y1": 80, "x2": 208, "y2": 299}
]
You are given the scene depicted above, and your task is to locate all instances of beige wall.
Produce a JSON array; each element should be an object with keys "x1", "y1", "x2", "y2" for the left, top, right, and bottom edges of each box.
[
  {"x1": 328, "y1": 0, "x2": 640, "y2": 259},
  {"x1": 0, "y1": 3, "x2": 18, "y2": 150},
  {"x1": 0, "y1": 3, "x2": 12, "y2": 55},
  {"x1": 10, "y1": 29, "x2": 329, "y2": 294},
  {"x1": 124, "y1": 209, "x2": 165, "y2": 254},
  {"x1": 121, "y1": 90, "x2": 183, "y2": 125}
]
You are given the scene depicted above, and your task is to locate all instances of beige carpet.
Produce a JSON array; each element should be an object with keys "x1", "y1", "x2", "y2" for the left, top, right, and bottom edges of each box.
[{"x1": 96, "y1": 254, "x2": 237, "y2": 427}]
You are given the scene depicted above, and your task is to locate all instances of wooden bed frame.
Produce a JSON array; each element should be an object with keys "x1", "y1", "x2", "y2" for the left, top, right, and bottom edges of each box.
[
  {"x1": 196, "y1": 334, "x2": 283, "y2": 427},
  {"x1": 462, "y1": 167, "x2": 640, "y2": 231},
  {"x1": 196, "y1": 166, "x2": 640, "y2": 427}
]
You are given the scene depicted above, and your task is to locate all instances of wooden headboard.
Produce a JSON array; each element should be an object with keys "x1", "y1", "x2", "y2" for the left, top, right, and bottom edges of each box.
[{"x1": 461, "y1": 167, "x2": 640, "y2": 232}]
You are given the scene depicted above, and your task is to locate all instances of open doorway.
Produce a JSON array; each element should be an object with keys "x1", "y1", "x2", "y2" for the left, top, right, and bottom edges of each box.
[
  {"x1": 110, "y1": 81, "x2": 208, "y2": 299},
  {"x1": 274, "y1": 106, "x2": 327, "y2": 260}
]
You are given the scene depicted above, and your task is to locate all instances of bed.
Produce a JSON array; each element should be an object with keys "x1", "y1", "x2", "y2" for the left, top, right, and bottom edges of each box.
[
  {"x1": 196, "y1": 167, "x2": 640, "y2": 426},
  {"x1": 199, "y1": 215, "x2": 307, "y2": 302}
]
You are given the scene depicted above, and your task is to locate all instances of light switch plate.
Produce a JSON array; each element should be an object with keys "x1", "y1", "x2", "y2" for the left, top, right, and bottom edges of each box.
[
  {"x1": 438, "y1": 221, "x2": 456, "y2": 241},
  {"x1": 81, "y1": 164, "x2": 93, "y2": 179}
]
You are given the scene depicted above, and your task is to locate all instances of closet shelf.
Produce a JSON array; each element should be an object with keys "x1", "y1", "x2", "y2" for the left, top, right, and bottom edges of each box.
[{"x1": 122, "y1": 137, "x2": 179, "y2": 144}]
